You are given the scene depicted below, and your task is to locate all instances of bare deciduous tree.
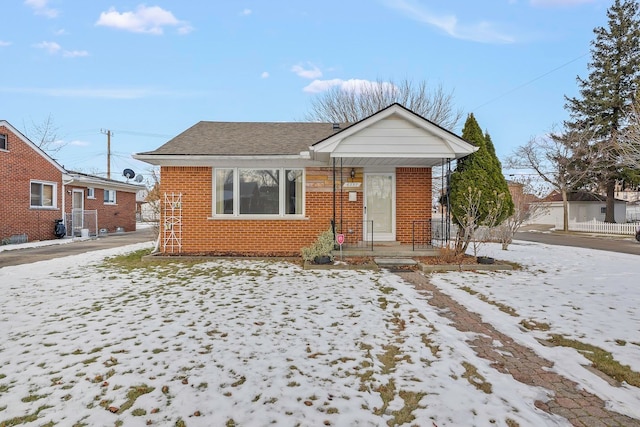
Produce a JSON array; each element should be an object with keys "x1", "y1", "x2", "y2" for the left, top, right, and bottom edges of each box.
[
  {"x1": 22, "y1": 114, "x2": 67, "y2": 155},
  {"x1": 451, "y1": 186, "x2": 509, "y2": 256},
  {"x1": 506, "y1": 126, "x2": 600, "y2": 231},
  {"x1": 304, "y1": 78, "x2": 463, "y2": 130},
  {"x1": 492, "y1": 178, "x2": 549, "y2": 250}
]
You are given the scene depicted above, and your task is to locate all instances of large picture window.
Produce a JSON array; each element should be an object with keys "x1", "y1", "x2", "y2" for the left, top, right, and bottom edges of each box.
[
  {"x1": 30, "y1": 181, "x2": 56, "y2": 208},
  {"x1": 213, "y1": 168, "x2": 304, "y2": 216}
]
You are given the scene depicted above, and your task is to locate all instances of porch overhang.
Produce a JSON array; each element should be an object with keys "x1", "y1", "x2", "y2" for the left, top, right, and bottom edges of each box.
[
  {"x1": 62, "y1": 172, "x2": 143, "y2": 193},
  {"x1": 315, "y1": 153, "x2": 458, "y2": 168}
]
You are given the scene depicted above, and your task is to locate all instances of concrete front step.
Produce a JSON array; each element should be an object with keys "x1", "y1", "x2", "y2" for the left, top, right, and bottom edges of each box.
[{"x1": 374, "y1": 258, "x2": 418, "y2": 267}]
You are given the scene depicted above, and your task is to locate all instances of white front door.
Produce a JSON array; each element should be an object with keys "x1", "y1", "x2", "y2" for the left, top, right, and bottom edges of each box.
[{"x1": 364, "y1": 173, "x2": 395, "y2": 241}]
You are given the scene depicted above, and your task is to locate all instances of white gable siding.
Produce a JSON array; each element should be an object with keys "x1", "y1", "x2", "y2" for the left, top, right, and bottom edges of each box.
[{"x1": 332, "y1": 117, "x2": 456, "y2": 157}]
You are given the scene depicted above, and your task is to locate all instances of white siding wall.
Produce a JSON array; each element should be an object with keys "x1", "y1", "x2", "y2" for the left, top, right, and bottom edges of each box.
[{"x1": 333, "y1": 117, "x2": 452, "y2": 157}]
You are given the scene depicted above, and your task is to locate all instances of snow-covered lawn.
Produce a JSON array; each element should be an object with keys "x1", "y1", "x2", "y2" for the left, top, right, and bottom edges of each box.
[{"x1": 0, "y1": 240, "x2": 638, "y2": 426}]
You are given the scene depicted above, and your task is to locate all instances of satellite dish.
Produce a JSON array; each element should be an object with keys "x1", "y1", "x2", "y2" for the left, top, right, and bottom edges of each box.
[
  {"x1": 134, "y1": 174, "x2": 144, "y2": 183},
  {"x1": 123, "y1": 169, "x2": 136, "y2": 179}
]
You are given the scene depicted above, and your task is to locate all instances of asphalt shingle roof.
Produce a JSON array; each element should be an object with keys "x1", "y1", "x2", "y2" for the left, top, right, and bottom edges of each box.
[{"x1": 140, "y1": 122, "x2": 348, "y2": 156}]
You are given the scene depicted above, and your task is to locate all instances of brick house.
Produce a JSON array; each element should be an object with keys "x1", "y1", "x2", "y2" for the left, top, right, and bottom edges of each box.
[
  {"x1": 1, "y1": 120, "x2": 142, "y2": 243},
  {"x1": 134, "y1": 104, "x2": 476, "y2": 256}
]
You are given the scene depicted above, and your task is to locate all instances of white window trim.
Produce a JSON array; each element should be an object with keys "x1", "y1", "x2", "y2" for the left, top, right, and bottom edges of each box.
[
  {"x1": 104, "y1": 189, "x2": 117, "y2": 205},
  {"x1": 87, "y1": 187, "x2": 95, "y2": 199},
  {"x1": 212, "y1": 167, "x2": 305, "y2": 218},
  {"x1": 30, "y1": 180, "x2": 57, "y2": 209},
  {"x1": 0, "y1": 134, "x2": 7, "y2": 151}
]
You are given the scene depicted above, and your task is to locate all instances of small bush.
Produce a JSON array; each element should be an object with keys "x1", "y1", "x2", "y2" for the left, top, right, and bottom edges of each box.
[{"x1": 301, "y1": 227, "x2": 335, "y2": 262}]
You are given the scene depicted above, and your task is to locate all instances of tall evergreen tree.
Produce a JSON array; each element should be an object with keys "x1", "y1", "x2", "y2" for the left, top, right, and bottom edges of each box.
[
  {"x1": 564, "y1": 0, "x2": 640, "y2": 222},
  {"x1": 449, "y1": 114, "x2": 514, "y2": 253}
]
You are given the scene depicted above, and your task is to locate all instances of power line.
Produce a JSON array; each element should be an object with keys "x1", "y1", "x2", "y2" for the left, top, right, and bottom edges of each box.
[
  {"x1": 472, "y1": 52, "x2": 589, "y2": 112},
  {"x1": 112, "y1": 129, "x2": 173, "y2": 138}
]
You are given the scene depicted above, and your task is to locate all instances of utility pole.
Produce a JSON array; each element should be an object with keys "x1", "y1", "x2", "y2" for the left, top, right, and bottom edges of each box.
[{"x1": 100, "y1": 129, "x2": 112, "y2": 179}]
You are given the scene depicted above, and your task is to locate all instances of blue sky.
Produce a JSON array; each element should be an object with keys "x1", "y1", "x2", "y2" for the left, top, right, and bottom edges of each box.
[{"x1": 0, "y1": 0, "x2": 611, "y2": 183}]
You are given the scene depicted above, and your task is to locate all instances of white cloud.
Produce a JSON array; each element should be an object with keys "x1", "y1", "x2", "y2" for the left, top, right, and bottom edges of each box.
[
  {"x1": 33, "y1": 41, "x2": 61, "y2": 54},
  {"x1": 33, "y1": 41, "x2": 88, "y2": 58},
  {"x1": 63, "y1": 50, "x2": 89, "y2": 58},
  {"x1": 68, "y1": 139, "x2": 90, "y2": 147},
  {"x1": 96, "y1": 5, "x2": 193, "y2": 35},
  {"x1": 291, "y1": 63, "x2": 323, "y2": 79},
  {"x1": 530, "y1": 0, "x2": 594, "y2": 6},
  {"x1": 303, "y1": 78, "x2": 396, "y2": 94},
  {"x1": 241, "y1": 8, "x2": 252, "y2": 16},
  {"x1": 383, "y1": 0, "x2": 515, "y2": 44},
  {"x1": 261, "y1": 71, "x2": 269, "y2": 79},
  {"x1": 0, "y1": 41, "x2": 12, "y2": 47},
  {"x1": 24, "y1": 0, "x2": 59, "y2": 18}
]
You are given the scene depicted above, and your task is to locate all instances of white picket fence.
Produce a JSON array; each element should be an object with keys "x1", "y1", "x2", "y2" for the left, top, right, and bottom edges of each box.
[{"x1": 567, "y1": 219, "x2": 639, "y2": 235}]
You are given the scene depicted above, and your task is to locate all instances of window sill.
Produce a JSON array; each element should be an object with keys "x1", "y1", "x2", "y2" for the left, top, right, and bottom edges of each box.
[
  {"x1": 30, "y1": 207, "x2": 58, "y2": 210},
  {"x1": 208, "y1": 215, "x2": 309, "y2": 221},
  {"x1": 104, "y1": 203, "x2": 117, "y2": 206}
]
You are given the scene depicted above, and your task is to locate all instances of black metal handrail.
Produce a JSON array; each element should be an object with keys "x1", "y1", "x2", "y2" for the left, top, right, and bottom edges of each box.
[{"x1": 334, "y1": 220, "x2": 374, "y2": 251}]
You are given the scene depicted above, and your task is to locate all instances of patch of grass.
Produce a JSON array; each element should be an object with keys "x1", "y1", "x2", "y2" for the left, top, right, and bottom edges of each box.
[
  {"x1": 0, "y1": 405, "x2": 52, "y2": 426},
  {"x1": 21, "y1": 393, "x2": 49, "y2": 403},
  {"x1": 615, "y1": 339, "x2": 627, "y2": 346},
  {"x1": 101, "y1": 248, "x2": 154, "y2": 271},
  {"x1": 373, "y1": 380, "x2": 396, "y2": 416},
  {"x1": 81, "y1": 356, "x2": 99, "y2": 365},
  {"x1": 548, "y1": 335, "x2": 640, "y2": 387},
  {"x1": 519, "y1": 319, "x2": 551, "y2": 331},
  {"x1": 389, "y1": 390, "x2": 427, "y2": 426},
  {"x1": 461, "y1": 362, "x2": 492, "y2": 394},
  {"x1": 378, "y1": 345, "x2": 401, "y2": 375},
  {"x1": 421, "y1": 333, "x2": 440, "y2": 356},
  {"x1": 131, "y1": 408, "x2": 146, "y2": 416},
  {"x1": 118, "y1": 384, "x2": 154, "y2": 414},
  {"x1": 506, "y1": 418, "x2": 520, "y2": 427},
  {"x1": 231, "y1": 376, "x2": 246, "y2": 387}
]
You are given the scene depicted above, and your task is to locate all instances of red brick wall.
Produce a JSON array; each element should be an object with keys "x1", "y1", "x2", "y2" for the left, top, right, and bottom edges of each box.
[
  {"x1": 396, "y1": 167, "x2": 432, "y2": 243},
  {"x1": 158, "y1": 165, "x2": 432, "y2": 255},
  {"x1": 64, "y1": 186, "x2": 137, "y2": 233},
  {"x1": 0, "y1": 125, "x2": 63, "y2": 242}
]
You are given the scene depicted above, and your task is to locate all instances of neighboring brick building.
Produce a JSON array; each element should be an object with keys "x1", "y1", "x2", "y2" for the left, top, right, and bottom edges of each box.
[
  {"x1": 0, "y1": 120, "x2": 142, "y2": 243},
  {"x1": 134, "y1": 104, "x2": 476, "y2": 256}
]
